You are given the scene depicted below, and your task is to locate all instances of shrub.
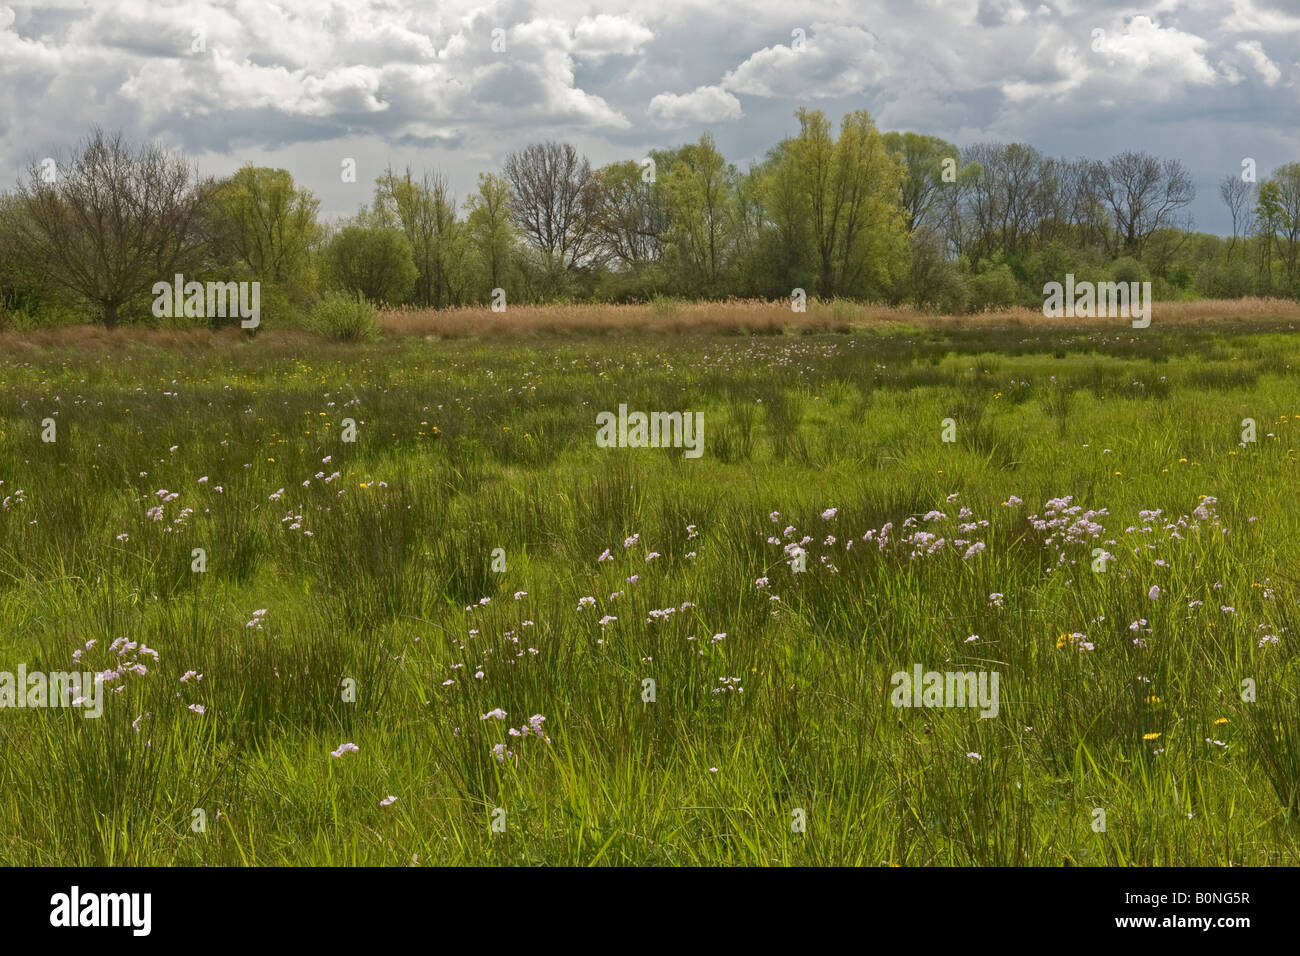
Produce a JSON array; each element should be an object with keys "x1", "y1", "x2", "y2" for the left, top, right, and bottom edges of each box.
[
  {"x1": 323, "y1": 226, "x2": 417, "y2": 305},
  {"x1": 968, "y1": 262, "x2": 1019, "y2": 312},
  {"x1": 903, "y1": 228, "x2": 969, "y2": 314},
  {"x1": 1152, "y1": 277, "x2": 1196, "y2": 302},
  {"x1": 931, "y1": 264, "x2": 970, "y2": 315},
  {"x1": 1196, "y1": 259, "x2": 1254, "y2": 299},
  {"x1": 309, "y1": 291, "x2": 379, "y2": 342},
  {"x1": 1110, "y1": 256, "x2": 1145, "y2": 285}
]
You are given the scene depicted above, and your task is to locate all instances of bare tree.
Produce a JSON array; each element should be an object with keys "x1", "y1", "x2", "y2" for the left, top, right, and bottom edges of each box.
[
  {"x1": 5, "y1": 128, "x2": 207, "y2": 329},
  {"x1": 1094, "y1": 151, "x2": 1195, "y2": 258},
  {"x1": 502, "y1": 141, "x2": 599, "y2": 280},
  {"x1": 963, "y1": 142, "x2": 1052, "y2": 261},
  {"x1": 1220, "y1": 174, "x2": 1255, "y2": 263},
  {"x1": 1061, "y1": 157, "x2": 1109, "y2": 252},
  {"x1": 934, "y1": 163, "x2": 974, "y2": 260}
]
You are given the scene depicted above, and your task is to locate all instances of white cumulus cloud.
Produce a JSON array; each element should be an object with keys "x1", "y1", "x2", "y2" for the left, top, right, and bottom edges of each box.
[
  {"x1": 720, "y1": 23, "x2": 887, "y2": 99},
  {"x1": 573, "y1": 14, "x2": 653, "y2": 58},
  {"x1": 1094, "y1": 16, "x2": 1219, "y2": 85},
  {"x1": 647, "y1": 85, "x2": 741, "y2": 127}
]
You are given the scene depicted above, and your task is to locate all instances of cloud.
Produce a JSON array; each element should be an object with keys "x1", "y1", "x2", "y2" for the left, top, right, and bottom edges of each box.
[
  {"x1": 976, "y1": 0, "x2": 1034, "y2": 28},
  {"x1": 1001, "y1": 40, "x2": 1091, "y2": 102},
  {"x1": 647, "y1": 85, "x2": 742, "y2": 127},
  {"x1": 1235, "y1": 39, "x2": 1282, "y2": 84},
  {"x1": 1222, "y1": 0, "x2": 1300, "y2": 35},
  {"x1": 719, "y1": 23, "x2": 887, "y2": 99},
  {"x1": 1001, "y1": 15, "x2": 1225, "y2": 103},
  {"x1": 1, "y1": 0, "x2": 1297, "y2": 235},
  {"x1": 572, "y1": 14, "x2": 653, "y2": 58},
  {"x1": 0, "y1": 1, "x2": 636, "y2": 157},
  {"x1": 1093, "y1": 16, "x2": 1220, "y2": 85}
]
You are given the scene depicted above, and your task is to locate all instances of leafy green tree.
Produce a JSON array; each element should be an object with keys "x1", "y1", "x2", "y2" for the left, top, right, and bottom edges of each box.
[
  {"x1": 728, "y1": 163, "x2": 777, "y2": 297},
  {"x1": 592, "y1": 159, "x2": 665, "y2": 269},
  {"x1": 882, "y1": 131, "x2": 966, "y2": 232},
  {"x1": 660, "y1": 134, "x2": 736, "y2": 295},
  {"x1": 464, "y1": 173, "x2": 515, "y2": 298},
  {"x1": 762, "y1": 109, "x2": 908, "y2": 298},
  {"x1": 905, "y1": 224, "x2": 967, "y2": 312},
  {"x1": 1258, "y1": 164, "x2": 1300, "y2": 285},
  {"x1": 205, "y1": 166, "x2": 320, "y2": 284},
  {"x1": 0, "y1": 191, "x2": 60, "y2": 323},
  {"x1": 1255, "y1": 179, "x2": 1283, "y2": 290},
  {"x1": 203, "y1": 165, "x2": 322, "y2": 322},
  {"x1": 373, "y1": 166, "x2": 469, "y2": 307}
]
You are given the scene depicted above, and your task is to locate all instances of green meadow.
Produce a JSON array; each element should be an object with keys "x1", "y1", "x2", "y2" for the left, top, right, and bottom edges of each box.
[{"x1": 1, "y1": 316, "x2": 1299, "y2": 865}]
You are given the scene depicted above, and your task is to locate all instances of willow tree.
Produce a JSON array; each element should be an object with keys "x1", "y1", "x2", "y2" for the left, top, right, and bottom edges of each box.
[
  {"x1": 660, "y1": 134, "x2": 737, "y2": 295},
  {"x1": 374, "y1": 166, "x2": 469, "y2": 308},
  {"x1": 465, "y1": 172, "x2": 515, "y2": 296},
  {"x1": 882, "y1": 131, "x2": 965, "y2": 233},
  {"x1": 762, "y1": 109, "x2": 908, "y2": 299},
  {"x1": 203, "y1": 165, "x2": 321, "y2": 315}
]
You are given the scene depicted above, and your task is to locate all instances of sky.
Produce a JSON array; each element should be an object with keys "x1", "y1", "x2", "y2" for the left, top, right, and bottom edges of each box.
[{"x1": 2, "y1": 0, "x2": 1298, "y2": 233}]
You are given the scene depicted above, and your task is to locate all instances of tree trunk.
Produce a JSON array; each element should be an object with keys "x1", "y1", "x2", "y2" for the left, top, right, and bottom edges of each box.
[{"x1": 103, "y1": 302, "x2": 119, "y2": 330}]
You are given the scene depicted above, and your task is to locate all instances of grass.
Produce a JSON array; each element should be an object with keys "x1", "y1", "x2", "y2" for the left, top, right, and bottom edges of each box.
[
  {"x1": 0, "y1": 306, "x2": 1299, "y2": 865},
  {"x1": 376, "y1": 296, "x2": 1300, "y2": 338}
]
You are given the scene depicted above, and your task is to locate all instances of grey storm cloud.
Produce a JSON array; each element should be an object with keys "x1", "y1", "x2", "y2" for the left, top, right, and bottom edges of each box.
[{"x1": 2, "y1": 0, "x2": 1297, "y2": 230}]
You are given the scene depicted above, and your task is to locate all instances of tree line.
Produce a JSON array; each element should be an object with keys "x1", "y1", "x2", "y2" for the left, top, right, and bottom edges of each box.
[{"x1": 2, "y1": 111, "x2": 1299, "y2": 329}]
